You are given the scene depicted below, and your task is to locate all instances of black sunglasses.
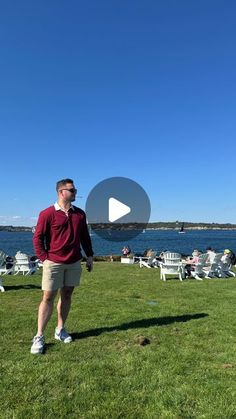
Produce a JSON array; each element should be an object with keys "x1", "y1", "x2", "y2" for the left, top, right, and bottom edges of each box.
[{"x1": 60, "y1": 188, "x2": 77, "y2": 193}]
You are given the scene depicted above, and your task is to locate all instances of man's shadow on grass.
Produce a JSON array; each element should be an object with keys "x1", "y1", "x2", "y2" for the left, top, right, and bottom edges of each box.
[
  {"x1": 4, "y1": 284, "x2": 41, "y2": 291},
  {"x1": 71, "y1": 313, "x2": 208, "y2": 341}
]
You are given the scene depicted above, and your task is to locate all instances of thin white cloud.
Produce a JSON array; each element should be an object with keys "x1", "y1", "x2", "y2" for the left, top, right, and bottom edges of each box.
[{"x1": 0, "y1": 215, "x2": 36, "y2": 227}]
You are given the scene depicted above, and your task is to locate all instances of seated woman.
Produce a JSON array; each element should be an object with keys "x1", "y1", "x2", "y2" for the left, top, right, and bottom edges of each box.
[
  {"x1": 146, "y1": 248, "x2": 154, "y2": 257},
  {"x1": 183, "y1": 250, "x2": 201, "y2": 278},
  {"x1": 122, "y1": 245, "x2": 131, "y2": 257},
  {"x1": 206, "y1": 247, "x2": 216, "y2": 264}
]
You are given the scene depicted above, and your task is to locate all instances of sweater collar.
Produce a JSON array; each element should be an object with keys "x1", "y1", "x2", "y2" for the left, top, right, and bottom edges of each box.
[{"x1": 54, "y1": 202, "x2": 75, "y2": 212}]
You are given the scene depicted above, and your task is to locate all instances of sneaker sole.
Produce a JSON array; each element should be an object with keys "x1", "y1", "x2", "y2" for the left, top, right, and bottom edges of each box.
[
  {"x1": 30, "y1": 346, "x2": 45, "y2": 354},
  {"x1": 54, "y1": 334, "x2": 72, "y2": 343}
]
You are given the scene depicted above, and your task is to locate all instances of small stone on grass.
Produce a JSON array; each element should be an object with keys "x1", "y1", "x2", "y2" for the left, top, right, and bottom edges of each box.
[{"x1": 134, "y1": 335, "x2": 151, "y2": 346}]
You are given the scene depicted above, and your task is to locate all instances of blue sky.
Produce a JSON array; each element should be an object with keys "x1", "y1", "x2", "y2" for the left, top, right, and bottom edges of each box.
[{"x1": 0, "y1": 1, "x2": 236, "y2": 226}]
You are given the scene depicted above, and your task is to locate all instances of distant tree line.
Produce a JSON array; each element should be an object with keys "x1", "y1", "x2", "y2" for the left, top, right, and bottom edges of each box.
[{"x1": 1, "y1": 221, "x2": 236, "y2": 233}]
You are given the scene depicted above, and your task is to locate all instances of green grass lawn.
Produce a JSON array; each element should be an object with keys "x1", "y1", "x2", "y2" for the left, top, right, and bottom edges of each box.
[{"x1": 1, "y1": 262, "x2": 236, "y2": 419}]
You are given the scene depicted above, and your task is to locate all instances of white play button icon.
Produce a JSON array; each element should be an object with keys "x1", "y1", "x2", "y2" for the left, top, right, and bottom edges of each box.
[
  {"x1": 85, "y1": 177, "x2": 151, "y2": 241},
  {"x1": 108, "y1": 197, "x2": 131, "y2": 222}
]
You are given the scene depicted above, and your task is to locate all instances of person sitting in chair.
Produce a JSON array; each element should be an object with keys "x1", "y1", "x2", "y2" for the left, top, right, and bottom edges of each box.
[
  {"x1": 122, "y1": 245, "x2": 131, "y2": 257},
  {"x1": 221, "y1": 249, "x2": 236, "y2": 265},
  {"x1": 206, "y1": 247, "x2": 216, "y2": 264},
  {"x1": 183, "y1": 250, "x2": 201, "y2": 278}
]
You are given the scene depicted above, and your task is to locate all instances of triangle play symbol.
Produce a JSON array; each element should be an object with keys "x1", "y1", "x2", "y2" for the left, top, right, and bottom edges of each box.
[{"x1": 108, "y1": 197, "x2": 131, "y2": 222}]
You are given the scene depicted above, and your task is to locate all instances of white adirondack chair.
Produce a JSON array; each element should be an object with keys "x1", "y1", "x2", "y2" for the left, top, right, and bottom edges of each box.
[
  {"x1": 0, "y1": 250, "x2": 15, "y2": 275},
  {"x1": 35, "y1": 258, "x2": 43, "y2": 268},
  {"x1": 220, "y1": 255, "x2": 236, "y2": 277},
  {"x1": 0, "y1": 277, "x2": 5, "y2": 292},
  {"x1": 14, "y1": 251, "x2": 37, "y2": 275},
  {"x1": 160, "y1": 252, "x2": 183, "y2": 281},
  {"x1": 191, "y1": 253, "x2": 209, "y2": 280},
  {"x1": 139, "y1": 251, "x2": 158, "y2": 268},
  {"x1": 203, "y1": 253, "x2": 224, "y2": 278}
]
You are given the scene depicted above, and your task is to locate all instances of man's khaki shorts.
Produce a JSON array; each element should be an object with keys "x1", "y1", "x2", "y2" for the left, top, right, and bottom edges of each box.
[{"x1": 42, "y1": 259, "x2": 82, "y2": 291}]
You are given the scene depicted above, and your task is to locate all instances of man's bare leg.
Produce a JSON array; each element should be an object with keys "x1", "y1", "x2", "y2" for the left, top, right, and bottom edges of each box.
[
  {"x1": 37, "y1": 290, "x2": 58, "y2": 336},
  {"x1": 56, "y1": 286, "x2": 74, "y2": 330}
]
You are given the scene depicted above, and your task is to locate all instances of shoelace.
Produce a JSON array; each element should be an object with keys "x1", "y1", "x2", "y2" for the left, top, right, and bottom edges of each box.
[
  {"x1": 33, "y1": 335, "x2": 44, "y2": 343},
  {"x1": 58, "y1": 329, "x2": 71, "y2": 339},
  {"x1": 57, "y1": 328, "x2": 66, "y2": 335}
]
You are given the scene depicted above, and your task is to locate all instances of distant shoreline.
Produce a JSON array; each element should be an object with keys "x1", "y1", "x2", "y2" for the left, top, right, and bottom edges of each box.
[{"x1": 1, "y1": 222, "x2": 236, "y2": 233}]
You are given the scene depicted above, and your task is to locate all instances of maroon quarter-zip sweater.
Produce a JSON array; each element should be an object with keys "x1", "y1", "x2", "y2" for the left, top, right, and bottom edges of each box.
[{"x1": 33, "y1": 205, "x2": 94, "y2": 264}]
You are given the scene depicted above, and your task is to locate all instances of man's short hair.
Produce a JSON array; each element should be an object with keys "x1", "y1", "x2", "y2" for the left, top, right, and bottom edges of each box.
[{"x1": 56, "y1": 178, "x2": 74, "y2": 192}]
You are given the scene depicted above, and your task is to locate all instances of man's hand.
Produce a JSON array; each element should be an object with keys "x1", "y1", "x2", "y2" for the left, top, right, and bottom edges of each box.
[{"x1": 86, "y1": 256, "x2": 93, "y2": 272}]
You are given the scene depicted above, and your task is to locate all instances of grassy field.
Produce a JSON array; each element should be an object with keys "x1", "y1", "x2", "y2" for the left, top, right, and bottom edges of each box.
[{"x1": 1, "y1": 262, "x2": 236, "y2": 419}]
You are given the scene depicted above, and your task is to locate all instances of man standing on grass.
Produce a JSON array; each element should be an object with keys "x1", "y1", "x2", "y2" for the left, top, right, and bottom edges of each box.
[{"x1": 31, "y1": 178, "x2": 94, "y2": 354}]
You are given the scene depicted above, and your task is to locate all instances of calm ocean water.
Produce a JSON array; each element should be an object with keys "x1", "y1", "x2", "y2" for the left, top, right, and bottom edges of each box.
[{"x1": 0, "y1": 230, "x2": 236, "y2": 257}]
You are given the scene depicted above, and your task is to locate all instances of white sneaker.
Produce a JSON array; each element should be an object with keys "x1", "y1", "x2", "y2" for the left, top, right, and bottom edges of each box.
[
  {"x1": 55, "y1": 327, "x2": 72, "y2": 343},
  {"x1": 30, "y1": 335, "x2": 45, "y2": 354}
]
